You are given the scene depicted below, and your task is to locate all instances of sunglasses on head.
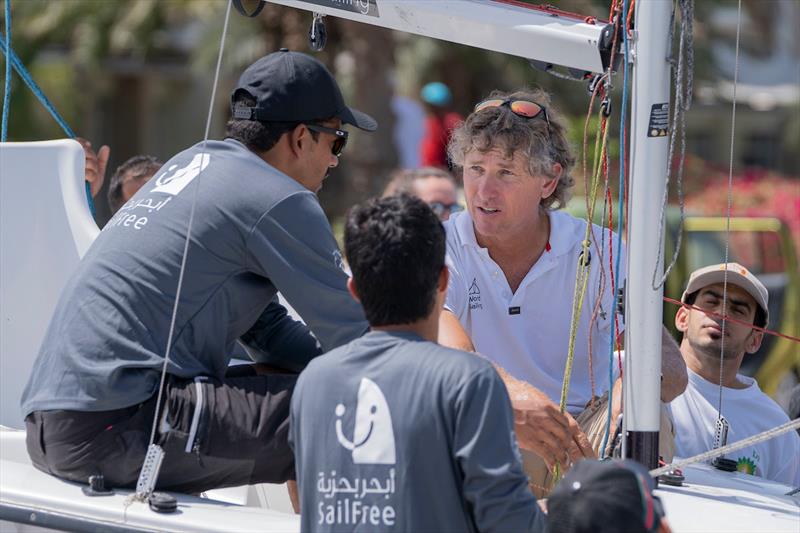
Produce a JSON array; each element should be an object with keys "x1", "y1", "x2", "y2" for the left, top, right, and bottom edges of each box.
[
  {"x1": 305, "y1": 123, "x2": 349, "y2": 157},
  {"x1": 474, "y1": 98, "x2": 551, "y2": 131}
]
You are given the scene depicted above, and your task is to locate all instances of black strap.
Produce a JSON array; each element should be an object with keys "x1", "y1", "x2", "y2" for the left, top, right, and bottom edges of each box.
[{"x1": 232, "y1": 0, "x2": 266, "y2": 18}]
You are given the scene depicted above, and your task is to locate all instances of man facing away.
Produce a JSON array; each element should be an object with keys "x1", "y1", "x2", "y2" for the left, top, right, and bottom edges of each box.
[
  {"x1": 668, "y1": 262, "x2": 800, "y2": 486},
  {"x1": 290, "y1": 194, "x2": 545, "y2": 532},
  {"x1": 439, "y1": 88, "x2": 688, "y2": 493},
  {"x1": 21, "y1": 49, "x2": 375, "y2": 493}
]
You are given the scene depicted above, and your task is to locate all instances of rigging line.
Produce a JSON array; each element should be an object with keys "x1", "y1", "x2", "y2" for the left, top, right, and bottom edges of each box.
[
  {"x1": 554, "y1": 107, "x2": 609, "y2": 483},
  {"x1": 0, "y1": 29, "x2": 96, "y2": 216},
  {"x1": 652, "y1": 0, "x2": 694, "y2": 289},
  {"x1": 581, "y1": 78, "x2": 607, "y2": 402},
  {"x1": 585, "y1": 1, "x2": 624, "y2": 402},
  {"x1": 2, "y1": 0, "x2": 10, "y2": 141},
  {"x1": 716, "y1": 0, "x2": 743, "y2": 437},
  {"x1": 625, "y1": 0, "x2": 636, "y2": 28},
  {"x1": 0, "y1": 36, "x2": 75, "y2": 138},
  {"x1": 663, "y1": 296, "x2": 800, "y2": 343},
  {"x1": 586, "y1": 113, "x2": 608, "y2": 402},
  {"x1": 602, "y1": 0, "x2": 630, "y2": 459},
  {"x1": 559, "y1": 103, "x2": 609, "y2": 415},
  {"x1": 146, "y1": 0, "x2": 234, "y2": 451},
  {"x1": 650, "y1": 417, "x2": 800, "y2": 478}
]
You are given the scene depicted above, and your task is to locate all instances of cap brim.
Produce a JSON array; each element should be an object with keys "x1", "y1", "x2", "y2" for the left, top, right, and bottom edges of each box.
[
  {"x1": 339, "y1": 106, "x2": 377, "y2": 132},
  {"x1": 682, "y1": 270, "x2": 769, "y2": 326}
]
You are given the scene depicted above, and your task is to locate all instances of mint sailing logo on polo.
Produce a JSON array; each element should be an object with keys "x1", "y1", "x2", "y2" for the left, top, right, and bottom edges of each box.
[
  {"x1": 318, "y1": 377, "x2": 397, "y2": 527},
  {"x1": 469, "y1": 277, "x2": 483, "y2": 310}
]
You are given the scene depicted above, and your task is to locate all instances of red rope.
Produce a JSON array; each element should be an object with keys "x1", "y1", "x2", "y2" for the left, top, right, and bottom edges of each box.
[{"x1": 663, "y1": 296, "x2": 800, "y2": 343}]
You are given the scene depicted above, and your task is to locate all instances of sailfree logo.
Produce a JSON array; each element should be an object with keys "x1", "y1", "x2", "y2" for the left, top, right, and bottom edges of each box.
[
  {"x1": 318, "y1": 377, "x2": 397, "y2": 527},
  {"x1": 151, "y1": 153, "x2": 210, "y2": 196},
  {"x1": 335, "y1": 377, "x2": 396, "y2": 464}
]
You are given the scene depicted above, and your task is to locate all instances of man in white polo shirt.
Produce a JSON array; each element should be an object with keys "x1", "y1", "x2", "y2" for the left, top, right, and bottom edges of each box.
[{"x1": 440, "y1": 89, "x2": 688, "y2": 494}]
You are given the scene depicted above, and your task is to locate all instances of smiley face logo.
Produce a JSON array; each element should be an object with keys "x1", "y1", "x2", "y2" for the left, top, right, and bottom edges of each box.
[{"x1": 334, "y1": 377, "x2": 395, "y2": 464}]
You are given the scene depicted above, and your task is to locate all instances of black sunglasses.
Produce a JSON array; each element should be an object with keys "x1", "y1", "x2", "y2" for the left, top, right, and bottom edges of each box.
[
  {"x1": 305, "y1": 123, "x2": 348, "y2": 157},
  {"x1": 474, "y1": 98, "x2": 551, "y2": 135}
]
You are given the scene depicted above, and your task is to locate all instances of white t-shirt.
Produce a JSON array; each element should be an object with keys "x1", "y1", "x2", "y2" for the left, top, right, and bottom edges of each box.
[
  {"x1": 668, "y1": 368, "x2": 800, "y2": 486},
  {"x1": 444, "y1": 209, "x2": 625, "y2": 414}
]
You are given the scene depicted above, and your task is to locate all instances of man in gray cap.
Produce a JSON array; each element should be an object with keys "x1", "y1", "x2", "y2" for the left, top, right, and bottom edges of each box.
[
  {"x1": 21, "y1": 49, "x2": 376, "y2": 493},
  {"x1": 668, "y1": 262, "x2": 800, "y2": 485}
]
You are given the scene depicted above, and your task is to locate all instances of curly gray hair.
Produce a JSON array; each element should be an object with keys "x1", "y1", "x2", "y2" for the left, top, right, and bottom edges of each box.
[{"x1": 447, "y1": 88, "x2": 575, "y2": 210}]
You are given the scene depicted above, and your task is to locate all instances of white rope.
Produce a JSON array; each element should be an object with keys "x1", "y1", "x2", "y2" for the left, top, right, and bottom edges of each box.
[
  {"x1": 715, "y1": 0, "x2": 743, "y2": 438},
  {"x1": 146, "y1": 0, "x2": 233, "y2": 452},
  {"x1": 650, "y1": 418, "x2": 800, "y2": 478}
]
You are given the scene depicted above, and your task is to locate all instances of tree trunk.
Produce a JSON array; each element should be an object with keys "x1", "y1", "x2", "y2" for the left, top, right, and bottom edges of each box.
[{"x1": 318, "y1": 20, "x2": 397, "y2": 219}]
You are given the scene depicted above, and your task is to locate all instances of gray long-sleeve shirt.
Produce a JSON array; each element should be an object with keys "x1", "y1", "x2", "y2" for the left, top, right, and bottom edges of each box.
[
  {"x1": 22, "y1": 139, "x2": 367, "y2": 415},
  {"x1": 290, "y1": 330, "x2": 545, "y2": 532}
]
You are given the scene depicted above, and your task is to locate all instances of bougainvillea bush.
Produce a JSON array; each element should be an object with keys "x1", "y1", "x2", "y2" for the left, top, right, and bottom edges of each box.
[{"x1": 683, "y1": 157, "x2": 800, "y2": 258}]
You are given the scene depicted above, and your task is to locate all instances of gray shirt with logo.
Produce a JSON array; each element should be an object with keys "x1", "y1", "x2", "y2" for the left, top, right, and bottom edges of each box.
[
  {"x1": 290, "y1": 330, "x2": 545, "y2": 532},
  {"x1": 22, "y1": 139, "x2": 367, "y2": 415}
]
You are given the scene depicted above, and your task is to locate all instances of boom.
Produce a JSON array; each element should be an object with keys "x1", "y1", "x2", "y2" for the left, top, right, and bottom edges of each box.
[{"x1": 265, "y1": 0, "x2": 609, "y2": 73}]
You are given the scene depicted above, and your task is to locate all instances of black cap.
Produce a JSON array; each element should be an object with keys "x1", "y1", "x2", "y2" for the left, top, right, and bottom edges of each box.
[
  {"x1": 231, "y1": 49, "x2": 377, "y2": 131},
  {"x1": 546, "y1": 459, "x2": 665, "y2": 533}
]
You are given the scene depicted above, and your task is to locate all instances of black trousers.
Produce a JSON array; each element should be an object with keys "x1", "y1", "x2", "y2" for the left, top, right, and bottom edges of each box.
[{"x1": 25, "y1": 370, "x2": 297, "y2": 494}]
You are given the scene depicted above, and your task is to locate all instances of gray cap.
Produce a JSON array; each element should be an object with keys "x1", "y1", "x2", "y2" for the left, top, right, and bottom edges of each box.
[{"x1": 681, "y1": 262, "x2": 769, "y2": 327}]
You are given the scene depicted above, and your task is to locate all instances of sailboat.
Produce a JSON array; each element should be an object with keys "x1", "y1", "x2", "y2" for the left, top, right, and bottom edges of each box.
[{"x1": 1, "y1": 1, "x2": 797, "y2": 531}]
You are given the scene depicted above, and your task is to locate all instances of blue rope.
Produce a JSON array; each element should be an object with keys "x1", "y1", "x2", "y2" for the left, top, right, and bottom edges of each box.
[
  {"x1": 2, "y1": 0, "x2": 11, "y2": 141},
  {"x1": 600, "y1": 0, "x2": 630, "y2": 458},
  {"x1": 0, "y1": 28, "x2": 95, "y2": 216}
]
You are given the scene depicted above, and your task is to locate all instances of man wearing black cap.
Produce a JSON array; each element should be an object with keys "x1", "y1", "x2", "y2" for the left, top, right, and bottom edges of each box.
[
  {"x1": 21, "y1": 50, "x2": 375, "y2": 493},
  {"x1": 546, "y1": 459, "x2": 672, "y2": 533}
]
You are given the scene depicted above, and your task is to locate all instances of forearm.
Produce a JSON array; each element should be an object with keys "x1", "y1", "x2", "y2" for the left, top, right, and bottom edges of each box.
[{"x1": 660, "y1": 325, "x2": 688, "y2": 402}]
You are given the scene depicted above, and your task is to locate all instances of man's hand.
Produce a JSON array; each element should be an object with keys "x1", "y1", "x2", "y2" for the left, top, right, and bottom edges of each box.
[
  {"x1": 77, "y1": 137, "x2": 110, "y2": 198},
  {"x1": 504, "y1": 372, "x2": 595, "y2": 470},
  {"x1": 660, "y1": 326, "x2": 688, "y2": 402}
]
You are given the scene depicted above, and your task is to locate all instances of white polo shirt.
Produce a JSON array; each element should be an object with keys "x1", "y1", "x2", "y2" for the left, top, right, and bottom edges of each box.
[{"x1": 444, "y1": 209, "x2": 626, "y2": 415}]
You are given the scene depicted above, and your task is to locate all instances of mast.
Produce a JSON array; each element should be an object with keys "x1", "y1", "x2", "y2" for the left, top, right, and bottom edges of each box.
[{"x1": 623, "y1": 0, "x2": 673, "y2": 469}]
